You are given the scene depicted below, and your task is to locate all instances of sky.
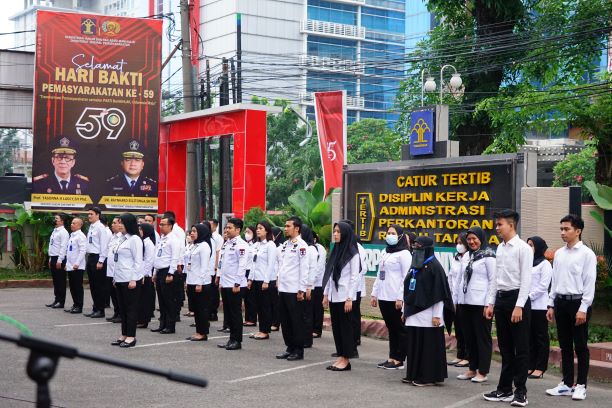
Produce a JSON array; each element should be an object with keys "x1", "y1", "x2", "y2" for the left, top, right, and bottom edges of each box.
[{"x1": 0, "y1": 2, "x2": 27, "y2": 49}]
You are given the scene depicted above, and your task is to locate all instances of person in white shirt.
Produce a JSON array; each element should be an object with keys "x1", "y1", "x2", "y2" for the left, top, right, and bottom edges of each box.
[
  {"x1": 323, "y1": 221, "x2": 361, "y2": 371},
  {"x1": 243, "y1": 225, "x2": 258, "y2": 327},
  {"x1": 217, "y1": 217, "x2": 249, "y2": 351},
  {"x1": 151, "y1": 214, "x2": 181, "y2": 334},
  {"x1": 371, "y1": 224, "x2": 411, "y2": 370},
  {"x1": 208, "y1": 218, "x2": 224, "y2": 322},
  {"x1": 483, "y1": 210, "x2": 533, "y2": 407},
  {"x1": 300, "y1": 224, "x2": 318, "y2": 349},
  {"x1": 312, "y1": 232, "x2": 327, "y2": 338},
  {"x1": 46, "y1": 213, "x2": 70, "y2": 309},
  {"x1": 143, "y1": 214, "x2": 160, "y2": 243},
  {"x1": 63, "y1": 217, "x2": 87, "y2": 314},
  {"x1": 110, "y1": 213, "x2": 143, "y2": 348},
  {"x1": 247, "y1": 220, "x2": 278, "y2": 340},
  {"x1": 185, "y1": 223, "x2": 213, "y2": 341},
  {"x1": 545, "y1": 215, "x2": 597, "y2": 401},
  {"x1": 447, "y1": 233, "x2": 470, "y2": 367},
  {"x1": 105, "y1": 217, "x2": 123, "y2": 323},
  {"x1": 270, "y1": 226, "x2": 285, "y2": 331},
  {"x1": 455, "y1": 227, "x2": 496, "y2": 383},
  {"x1": 526, "y1": 236, "x2": 552, "y2": 379},
  {"x1": 166, "y1": 211, "x2": 186, "y2": 323},
  {"x1": 137, "y1": 223, "x2": 157, "y2": 328},
  {"x1": 85, "y1": 207, "x2": 111, "y2": 318}
]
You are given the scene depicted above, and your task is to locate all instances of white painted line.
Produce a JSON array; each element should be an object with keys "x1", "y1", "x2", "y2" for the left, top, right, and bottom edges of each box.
[
  {"x1": 54, "y1": 322, "x2": 111, "y2": 327},
  {"x1": 227, "y1": 360, "x2": 330, "y2": 384},
  {"x1": 134, "y1": 332, "x2": 256, "y2": 348},
  {"x1": 443, "y1": 392, "x2": 484, "y2": 408}
]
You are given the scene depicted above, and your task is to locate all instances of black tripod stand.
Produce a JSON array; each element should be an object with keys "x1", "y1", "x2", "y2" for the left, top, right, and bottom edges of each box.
[{"x1": 0, "y1": 331, "x2": 207, "y2": 408}]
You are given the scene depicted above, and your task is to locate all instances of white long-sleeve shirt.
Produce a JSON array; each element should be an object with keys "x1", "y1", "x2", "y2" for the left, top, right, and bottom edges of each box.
[
  {"x1": 105, "y1": 232, "x2": 124, "y2": 278},
  {"x1": 249, "y1": 240, "x2": 277, "y2": 283},
  {"x1": 371, "y1": 249, "x2": 411, "y2": 302},
  {"x1": 278, "y1": 236, "x2": 309, "y2": 293},
  {"x1": 405, "y1": 301, "x2": 445, "y2": 328},
  {"x1": 491, "y1": 235, "x2": 533, "y2": 307},
  {"x1": 185, "y1": 242, "x2": 213, "y2": 285},
  {"x1": 313, "y1": 243, "x2": 327, "y2": 287},
  {"x1": 455, "y1": 255, "x2": 496, "y2": 307},
  {"x1": 324, "y1": 253, "x2": 360, "y2": 302},
  {"x1": 306, "y1": 245, "x2": 318, "y2": 289},
  {"x1": 448, "y1": 253, "x2": 467, "y2": 303},
  {"x1": 65, "y1": 230, "x2": 87, "y2": 270},
  {"x1": 86, "y1": 220, "x2": 110, "y2": 262},
  {"x1": 219, "y1": 236, "x2": 249, "y2": 288},
  {"x1": 549, "y1": 241, "x2": 597, "y2": 313},
  {"x1": 153, "y1": 234, "x2": 181, "y2": 274},
  {"x1": 142, "y1": 237, "x2": 155, "y2": 278},
  {"x1": 48, "y1": 226, "x2": 69, "y2": 259},
  {"x1": 113, "y1": 234, "x2": 143, "y2": 282},
  {"x1": 529, "y1": 260, "x2": 552, "y2": 310},
  {"x1": 357, "y1": 243, "x2": 366, "y2": 296},
  {"x1": 171, "y1": 223, "x2": 186, "y2": 266}
]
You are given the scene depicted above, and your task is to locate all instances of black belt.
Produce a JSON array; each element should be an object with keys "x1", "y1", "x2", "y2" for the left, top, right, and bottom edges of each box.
[
  {"x1": 87, "y1": 253, "x2": 99, "y2": 258},
  {"x1": 556, "y1": 294, "x2": 582, "y2": 301},
  {"x1": 496, "y1": 289, "x2": 519, "y2": 298}
]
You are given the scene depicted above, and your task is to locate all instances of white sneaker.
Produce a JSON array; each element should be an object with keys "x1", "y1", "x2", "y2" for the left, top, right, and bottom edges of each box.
[
  {"x1": 572, "y1": 384, "x2": 586, "y2": 400},
  {"x1": 457, "y1": 373, "x2": 475, "y2": 380},
  {"x1": 471, "y1": 375, "x2": 488, "y2": 383},
  {"x1": 546, "y1": 382, "x2": 573, "y2": 396}
]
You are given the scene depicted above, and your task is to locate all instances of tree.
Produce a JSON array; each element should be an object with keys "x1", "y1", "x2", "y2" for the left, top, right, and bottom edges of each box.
[
  {"x1": 346, "y1": 119, "x2": 402, "y2": 163},
  {"x1": 0, "y1": 128, "x2": 19, "y2": 175}
]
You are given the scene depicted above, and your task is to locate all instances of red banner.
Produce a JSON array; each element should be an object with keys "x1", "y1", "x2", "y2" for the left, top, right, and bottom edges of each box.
[{"x1": 314, "y1": 91, "x2": 346, "y2": 197}]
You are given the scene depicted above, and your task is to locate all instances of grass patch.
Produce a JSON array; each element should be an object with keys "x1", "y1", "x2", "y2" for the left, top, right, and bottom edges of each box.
[{"x1": 0, "y1": 267, "x2": 49, "y2": 281}]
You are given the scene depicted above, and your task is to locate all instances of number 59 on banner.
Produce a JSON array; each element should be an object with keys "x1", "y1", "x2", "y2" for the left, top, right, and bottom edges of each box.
[{"x1": 75, "y1": 107, "x2": 126, "y2": 140}]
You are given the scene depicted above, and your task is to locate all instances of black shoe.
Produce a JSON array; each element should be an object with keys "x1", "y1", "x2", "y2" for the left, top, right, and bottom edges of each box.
[
  {"x1": 331, "y1": 352, "x2": 339, "y2": 357},
  {"x1": 51, "y1": 302, "x2": 64, "y2": 309},
  {"x1": 159, "y1": 328, "x2": 175, "y2": 334},
  {"x1": 83, "y1": 311, "x2": 95, "y2": 317},
  {"x1": 70, "y1": 308, "x2": 82, "y2": 314},
  {"x1": 217, "y1": 327, "x2": 230, "y2": 333},
  {"x1": 217, "y1": 342, "x2": 229, "y2": 349},
  {"x1": 276, "y1": 351, "x2": 291, "y2": 359},
  {"x1": 111, "y1": 339, "x2": 124, "y2": 346},
  {"x1": 187, "y1": 335, "x2": 208, "y2": 341},
  {"x1": 111, "y1": 317, "x2": 122, "y2": 323},
  {"x1": 136, "y1": 323, "x2": 148, "y2": 329},
  {"x1": 106, "y1": 315, "x2": 119, "y2": 322},
  {"x1": 483, "y1": 390, "x2": 514, "y2": 402},
  {"x1": 303, "y1": 344, "x2": 312, "y2": 349},
  {"x1": 45, "y1": 301, "x2": 55, "y2": 307},
  {"x1": 287, "y1": 353, "x2": 303, "y2": 361},
  {"x1": 119, "y1": 339, "x2": 137, "y2": 348},
  {"x1": 150, "y1": 326, "x2": 164, "y2": 332},
  {"x1": 510, "y1": 394, "x2": 528, "y2": 407},
  {"x1": 225, "y1": 341, "x2": 241, "y2": 350},
  {"x1": 189, "y1": 323, "x2": 196, "y2": 327},
  {"x1": 329, "y1": 363, "x2": 351, "y2": 371},
  {"x1": 90, "y1": 311, "x2": 105, "y2": 318}
]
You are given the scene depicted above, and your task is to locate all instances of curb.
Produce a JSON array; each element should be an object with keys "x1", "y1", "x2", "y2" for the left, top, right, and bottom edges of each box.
[{"x1": 0, "y1": 279, "x2": 90, "y2": 289}]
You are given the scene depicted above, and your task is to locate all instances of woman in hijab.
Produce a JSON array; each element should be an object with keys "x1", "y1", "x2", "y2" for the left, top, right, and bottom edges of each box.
[
  {"x1": 527, "y1": 236, "x2": 552, "y2": 379},
  {"x1": 454, "y1": 227, "x2": 496, "y2": 383},
  {"x1": 137, "y1": 223, "x2": 156, "y2": 328},
  {"x1": 243, "y1": 225, "x2": 258, "y2": 327},
  {"x1": 371, "y1": 224, "x2": 412, "y2": 370},
  {"x1": 184, "y1": 223, "x2": 213, "y2": 341},
  {"x1": 402, "y1": 236, "x2": 453, "y2": 386},
  {"x1": 447, "y1": 233, "x2": 470, "y2": 367},
  {"x1": 322, "y1": 221, "x2": 361, "y2": 371},
  {"x1": 269, "y1": 226, "x2": 285, "y2": 331}
]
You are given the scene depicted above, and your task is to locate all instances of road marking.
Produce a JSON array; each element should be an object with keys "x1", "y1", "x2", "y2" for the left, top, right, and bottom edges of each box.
[
  {"x1": 443, "y1": 392, "x2": 484, "y2": 408},
  {"x1": 134, "y1": 333, "x2": 256, "y2": 348},
  {"x1": 227, "y1": 360, "x2": 330, "y2": 383},
  {"x1": 54, "y1": 322, "x2": 111, "y2": 327}
]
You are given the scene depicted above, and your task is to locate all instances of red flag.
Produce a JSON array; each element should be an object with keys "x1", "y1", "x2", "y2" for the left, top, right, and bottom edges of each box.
[{"x1": 314, "y1": 91, "x2": 346, "y2": 197}]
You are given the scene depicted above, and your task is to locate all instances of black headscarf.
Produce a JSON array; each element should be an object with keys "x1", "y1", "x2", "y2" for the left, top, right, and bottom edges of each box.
[
  {"x1": 403, "y1": 236, "x2": 453, "y2": 333},
  {"x1": 454, "y1": 232, "x2": 468, "y2": 261},
  {"x1": 139, "y1": 223, "x2": 156, "y2": 246},
  {"x1": 386, "y1": 224, "x2": 409, "y2": 254},
  {"x1": 406, "y1": 231, "x2": 417, "y2": 254},
  {"x1": 193, "y1": 223, "x2": 213, "y2": 256},
  {"x1": 410, "y1": 236, "x2": 435, "y2": 269},
  {"x1": 463, "y1": 227, "x2": 495, "y2": 294},
  {"x1": 528, "y1": 236, "x2": 548, "y2": 267},
  {"x1": 272, "y1": 226, "x2": 285, "y2": 247},
  {"x1": 322, "y1": 222, "x2": 359, "y2": 290},
  {"x1": 301, "y1": 224, "x2": 315, "y2": 246}
]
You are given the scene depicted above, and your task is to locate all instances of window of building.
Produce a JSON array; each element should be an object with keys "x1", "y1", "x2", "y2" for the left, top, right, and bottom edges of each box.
[
  {"x1": 307, "y1": 0, "x2": 358, "y2": 26},
  {"x1": 361, "y1": 6, "x2": 404, "y2": 33},
  {"x1": 307, "y1": 36, "x2": 357, "y2": 60},
  {"x1": 307, "y1": 71, "x2": 357, "y2": 96}
]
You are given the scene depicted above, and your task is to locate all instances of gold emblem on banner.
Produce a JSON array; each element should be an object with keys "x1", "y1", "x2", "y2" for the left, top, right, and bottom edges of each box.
[{"x1": 410, "y1": 118, "x2": 431, "y2": 147}]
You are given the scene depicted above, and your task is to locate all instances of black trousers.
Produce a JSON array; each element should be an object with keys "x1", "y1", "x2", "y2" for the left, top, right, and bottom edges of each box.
[
  {"x1": 137, "y1": 276, "x2": 155, "y2": 324},
  {"x1": 454, "y1": 304, "x2": 469, "y2": 360},
  {"x1": 86, "y1": 254, "x2": 107, "y2": 313},
  {"x1": 173, "y1": 271, "x2": 185, "y2": 318},
  {"x1": 220, "y1": 285, "x2": 229, "y2": 329},
  {"x1": 279, "y1": 292, "x2": 305, "y2": 354},
  {"x1": 49, "y1": 256, "x2": 66, "y2": 304},
  {"x1": 155, "y1": 268, "x2": 177, "y2": 331},
  {"x1": 312, "y1": 286, "x2": 324, "y2": 336},
  {"x1": 115, "y1": 281, "x2": 142, "y2": 338},
  {"x1": 221, "y1": 287, "x2": 244, "y2": 343},
  {"x1": 107, "y1": 276, "x2": 120, "y2": 317},
  {"x1": 529, "y1": 309, "x2": 550, "y2": 372},
  {"x1": 68, "y1": 269, "x2": 84, "y2": 308},
  {"x1": 187, "y1": 284, "x2": 211, "y2": 335},
  {"x1": 244, "y1": 274, "x2": 258, "y2": 324},
  {"x1": 554, "y1": 298, "x2": 591, "y2": 386},
  {"x1": 379, "y1": 300, "x2": 406, "y2": 361},
  {"x1": 209, "y1": 277, "x2": 220, "y2": 318},
  {"x1": 494, "y1": 291, "x2": 531, "y2": 395},
  {"x1": 253, "y1": 280, "x2": 272, "y2": 333},
  {"x1": 461, "y1": 304, "x2": 492, "y2": 374},
  {"x1": 352, "y1": 292, "x2": 362, "y2": 348},
  {"x1": 330, "y1": 302, "x2": 355, "y2": 358},
  {"x1": 303, "y1": 297, "x2": 313, "y2": 347},
  {"x1": 270, "y1": 280, "x2": 280, "y2": 327}
]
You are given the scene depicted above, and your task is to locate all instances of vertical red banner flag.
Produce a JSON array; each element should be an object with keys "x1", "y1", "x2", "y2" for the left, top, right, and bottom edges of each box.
[{"x1": 314, "y1": 90, "x2": 347, "y2": 197}]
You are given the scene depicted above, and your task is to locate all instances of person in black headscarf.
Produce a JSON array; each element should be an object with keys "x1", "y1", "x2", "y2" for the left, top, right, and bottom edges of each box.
[
  {"x1": 405, "y1": 232, "x2": 417, "y2": 254},
  {"x1": 448, "y1": 233, "x2": 470, "y2": 367},
  {"x1": 137, "y1": 223, "x2": 156, "y2": 328},
  {"x1": 185, "y1": 223, "x2": 213, "y2": 341},
  {"x1": 402, "y1": 236, "x2": 453, "y2": 386},
  {"x1": 270, "y1": 226, "x2": 285, "y2": 331},
  {"x1": 322, "y1": 221, "x2": 361, "y2": 371},
  {"x1": 526, "y1": 236, "x2": 552, "y2": 379}
]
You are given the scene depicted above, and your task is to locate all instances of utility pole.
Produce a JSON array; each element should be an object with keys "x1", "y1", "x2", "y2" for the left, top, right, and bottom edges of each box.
[
  {"x1": 218, "y1": 58, "x2": 231, "y2": 222},
  {"x1": 230, "y1": 57, "x2": 237, "y2": 104},
  {"x1": 236, "y1": 13, "x2": 242, "y2": 103},
  {"x1": 206, "y1": 59, "x2": 212, "y2": 109},
  {"x1": 179, "y1": 0, "x2": 194, "y2": 112},
  {"x1": 205, "y1": 59, "x2": 213, "y2": 219}
]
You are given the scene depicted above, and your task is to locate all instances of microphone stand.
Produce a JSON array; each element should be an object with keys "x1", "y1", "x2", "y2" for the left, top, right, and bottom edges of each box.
[{"x1": 0, "y1": 331, "x2": 207, "y2": 408}]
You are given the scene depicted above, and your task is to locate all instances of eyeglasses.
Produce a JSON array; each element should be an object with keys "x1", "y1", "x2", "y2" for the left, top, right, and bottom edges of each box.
[
  {"x1": 159, "y1": 222, "x2": 169, "y2": 226},
  {"x1": 52, "y1": 155, "x2": 75, "y2": 162}
]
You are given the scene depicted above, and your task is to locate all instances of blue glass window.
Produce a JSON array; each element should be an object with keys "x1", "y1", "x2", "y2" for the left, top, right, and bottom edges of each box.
[
  {"x1": 361, "y1": 6, "x2": 404, "y2": 34},
  {"x1": 307, "y1": 0, "x2": 357, "y2": 25},
  {"x1": 307, "y1": 71, "x2": 357, "y2": 96},
  {"x1": 307, "y1": 36, "x2": 357, "y2": 60}
]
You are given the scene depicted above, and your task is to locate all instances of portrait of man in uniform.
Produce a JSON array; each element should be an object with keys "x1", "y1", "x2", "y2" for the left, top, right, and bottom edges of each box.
[
  {"x1": 105, "y1": 139, "x2": 157, "y2": 197},
  {"x1": 32, "y1": 136, "x2": 89, "y2": 195}
]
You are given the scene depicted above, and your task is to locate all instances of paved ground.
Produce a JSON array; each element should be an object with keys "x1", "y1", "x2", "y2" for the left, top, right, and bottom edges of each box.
[{"x1": 0, "y1": 288, "x2": 610, "y2": 408}]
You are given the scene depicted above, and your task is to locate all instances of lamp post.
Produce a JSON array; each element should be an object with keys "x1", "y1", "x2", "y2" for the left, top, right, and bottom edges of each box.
[{"x1": 420, "y1": 65, "x2": 463, "y2": 106}]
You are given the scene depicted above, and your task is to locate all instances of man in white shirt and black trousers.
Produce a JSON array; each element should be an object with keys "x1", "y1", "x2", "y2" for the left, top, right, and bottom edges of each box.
[
  {"x1": 46, "y1": 213, "x2": 70, "y2": 309},
  {"x1": 276, "y1": 216, "x2": 309, "y2": 361},
  {"x1": 151, "y1": 214, "x2": 181, "y2": 334},
  {"x1": 217, "y1": 217, "x2": 249, "y2": 351},
  {"x1": 209, "y1": 219, "x2": 224, "y2": 322},
  {"x1": 483, "y1": 209, "x2": 533, "y2": 407},
  {"x1": 545, "y1": 214, "x2": 597, "y2": 401},
  {"x1": 84, "y1": 207, "x2": 110, "y2": 318}
]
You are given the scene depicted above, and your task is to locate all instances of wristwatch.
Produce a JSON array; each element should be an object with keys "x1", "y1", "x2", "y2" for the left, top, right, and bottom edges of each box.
[{"x1": 234, "y1": 283, "x2": 240, "y2": 288}]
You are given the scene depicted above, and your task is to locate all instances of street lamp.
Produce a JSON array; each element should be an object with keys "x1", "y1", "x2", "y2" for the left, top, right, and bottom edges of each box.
[{"x1": 420, "y1": 65, "x2": 464, "y2": 106}]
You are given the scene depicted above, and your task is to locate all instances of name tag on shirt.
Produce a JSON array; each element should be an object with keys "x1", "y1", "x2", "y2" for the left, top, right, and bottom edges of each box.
[
  {"x1": 69, "y1": 244, "x2": 73, "y2": 251},
  {"x1": 114, "y1": 252, "x2": 119, "y2": 262},
  {"x1": 380, "y1": 269, "x2": 386, "y2": 281},
  {"x1": 50, "y1": 239, "x2": 54, "y2": 245},
  {"x1": 89, "y1": 236, "x2": 93, "y2": 244},
  {"x1": 157, "y1": 249, "x2": 162, "y2": 257},
  {"x1": 408, "y1": 278, "x2": 416, "y2": 291}
]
